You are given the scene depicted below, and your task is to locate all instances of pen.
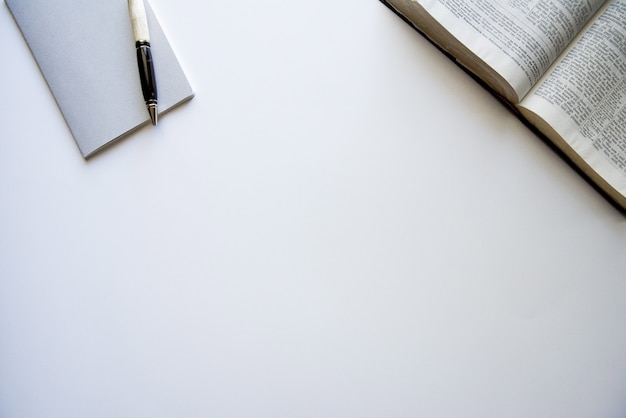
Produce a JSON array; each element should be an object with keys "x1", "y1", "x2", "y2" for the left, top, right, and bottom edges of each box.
[{"x1": 128, "y1": 0, "x2": 158, "y2": 125}]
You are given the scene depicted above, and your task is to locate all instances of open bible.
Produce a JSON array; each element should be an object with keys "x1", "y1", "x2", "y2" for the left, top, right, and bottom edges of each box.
[{"x1": 381, "y1": 0, "x2": 626, "y2": 210}]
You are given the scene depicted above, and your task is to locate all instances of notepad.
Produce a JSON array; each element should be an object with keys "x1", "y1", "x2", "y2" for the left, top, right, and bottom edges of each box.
[{"x1": 6, "y1": 0, "x2": 194, "y2": 157}]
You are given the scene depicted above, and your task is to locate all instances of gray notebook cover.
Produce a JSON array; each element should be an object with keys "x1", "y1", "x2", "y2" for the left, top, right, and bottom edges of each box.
[{"x1": 6, "y1": 0, "x2": 194, "y2": 157}]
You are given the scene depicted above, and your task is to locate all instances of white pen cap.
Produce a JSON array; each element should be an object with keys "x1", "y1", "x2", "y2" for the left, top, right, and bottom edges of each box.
[{"x1": 128, "y1": 0, "x2": 150, "y2": 42}]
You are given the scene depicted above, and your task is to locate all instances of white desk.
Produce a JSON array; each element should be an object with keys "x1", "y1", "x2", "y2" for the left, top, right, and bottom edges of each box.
[{"x1": 1, "y1": 1, "x2": 625, "y2": 417}]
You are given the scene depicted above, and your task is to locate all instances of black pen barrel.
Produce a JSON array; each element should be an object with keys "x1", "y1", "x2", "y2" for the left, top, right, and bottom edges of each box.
[{"x1": 136, "y1": 40, "x2": 157, "y2": 104}]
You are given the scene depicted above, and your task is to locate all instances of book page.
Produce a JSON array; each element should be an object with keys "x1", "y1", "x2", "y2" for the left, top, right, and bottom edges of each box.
[
  {"x1": 520, "y1": 0, "x2": 626, "y2": 197},
  {"x1": 419, "y1": 0, "x2": 605, "y2": 101}
]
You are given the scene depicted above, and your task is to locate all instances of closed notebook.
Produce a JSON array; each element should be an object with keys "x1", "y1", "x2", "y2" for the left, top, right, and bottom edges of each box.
[{"x1": 6, "y1": 0, "x2": 194, "y2": 157}]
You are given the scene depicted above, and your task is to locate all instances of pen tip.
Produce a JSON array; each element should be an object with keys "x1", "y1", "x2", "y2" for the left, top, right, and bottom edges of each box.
[{"x1": 148, "y1": 105, "x2": 158, "y2": 126}]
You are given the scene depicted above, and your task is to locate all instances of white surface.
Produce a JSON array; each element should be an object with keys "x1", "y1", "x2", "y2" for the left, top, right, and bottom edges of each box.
[{"x1": 1, "y1": 1, "x2": 626, "y2": 417}]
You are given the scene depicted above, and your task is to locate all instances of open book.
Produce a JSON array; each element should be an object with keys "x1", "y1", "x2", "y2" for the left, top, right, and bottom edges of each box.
[{"x1": 381, "y1": 0, "x2": 626, "y2": 210}]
